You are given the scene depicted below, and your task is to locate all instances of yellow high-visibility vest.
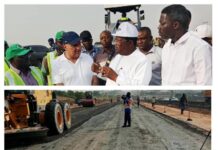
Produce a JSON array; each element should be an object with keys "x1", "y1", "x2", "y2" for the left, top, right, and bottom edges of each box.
[
  {"x1": 120, "y1": 17, "x2": 129, "y2": 21},
  {"x1": 5, "y1": 66, "x2": 45, "y2": 85},
  {"x1": 47, "y1": 51, "x2": 58, "y2": 85},
  {"x1": 4, "y1": 59, "x2": 10, "y2": 72}
]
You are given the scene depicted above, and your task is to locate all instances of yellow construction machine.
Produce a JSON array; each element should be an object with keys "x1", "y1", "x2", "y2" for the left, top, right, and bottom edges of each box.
[{"x1": 5, "y1": 90, "x2": 72, "y2": 139}]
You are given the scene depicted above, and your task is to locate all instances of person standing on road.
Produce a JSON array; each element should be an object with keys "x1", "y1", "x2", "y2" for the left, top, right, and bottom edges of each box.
[
  {"x1": 122, "y1": 92, "x2": 133, "y2": 127},
  {"x1": 179, "y1": 93, "x2": 188, "y2": 114},
  {"x1": 158, "y1": 4, "x2": 212, "y2": 85},
  {"x1": 151, "y1": 96, "x2": 156, "y2": 109},
  {"x1": 137, "y1": 96, "x2": 140, "y2": 108}
]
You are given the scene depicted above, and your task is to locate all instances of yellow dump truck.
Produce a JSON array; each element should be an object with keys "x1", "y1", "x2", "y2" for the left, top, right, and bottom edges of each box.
[{"x1": 5, "y1": 90, "x2": 72, "y2": 139}]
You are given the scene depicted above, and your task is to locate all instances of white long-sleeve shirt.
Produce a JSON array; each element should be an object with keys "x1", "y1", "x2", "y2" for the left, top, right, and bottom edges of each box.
[
  {"x1": 162, "y1": 32, "x2": 212, "y2": 85},
  {"x1": 106, "y1": 48, "x2": 152, "y2": 86}
]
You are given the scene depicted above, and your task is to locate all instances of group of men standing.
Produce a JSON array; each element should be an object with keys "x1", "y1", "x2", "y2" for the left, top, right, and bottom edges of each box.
[{"x1": 5, "y1": 4, "x2": 212, "y2": 86}]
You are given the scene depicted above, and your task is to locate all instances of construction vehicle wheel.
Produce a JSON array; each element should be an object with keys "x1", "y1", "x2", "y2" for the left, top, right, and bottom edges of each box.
[
  {"x1": 45, "y1": 101, "x2": 64, "y2": 134},
  {"x1": 60, "y1": 102, "x2": 72, "y2": 130}
]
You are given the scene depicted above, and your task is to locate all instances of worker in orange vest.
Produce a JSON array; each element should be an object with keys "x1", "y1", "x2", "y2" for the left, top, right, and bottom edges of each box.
[{"x1": 122, "y1": 92, "x2": 133, "y2": 127}]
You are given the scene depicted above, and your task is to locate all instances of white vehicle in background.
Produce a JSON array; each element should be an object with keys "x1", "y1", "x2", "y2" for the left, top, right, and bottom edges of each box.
[{"x1": 160, "y1": 97, "x2": 179, "y2": 102}]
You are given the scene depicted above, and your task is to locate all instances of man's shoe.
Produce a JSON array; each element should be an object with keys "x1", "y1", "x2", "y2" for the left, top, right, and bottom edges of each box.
[
  {"x1": 127, "y1": 125, "x2": 131, "y2": 127},
  {"x1": 122, "y1": 125, "x2": 127, "y2": 128}
]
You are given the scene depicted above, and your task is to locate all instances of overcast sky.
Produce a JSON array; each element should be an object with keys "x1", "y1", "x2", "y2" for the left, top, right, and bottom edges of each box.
[{"x1": 5, "y1": 4, "x2": 212, "y2": 46}]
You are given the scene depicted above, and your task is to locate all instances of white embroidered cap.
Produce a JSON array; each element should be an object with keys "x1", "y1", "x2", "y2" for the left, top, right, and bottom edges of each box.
[{"x1": 112, "y1": 22, "x2": 138, "y2": 38}]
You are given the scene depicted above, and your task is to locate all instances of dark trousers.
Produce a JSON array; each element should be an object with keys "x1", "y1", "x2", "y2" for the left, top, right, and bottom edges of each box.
[
  {"x1": 181, "y1": 108, "x2": 185, "y2": 114},
  {"x1": 124, "y1": 109, "x2": 131, "y2": 126},
  {"x1": 180, "y1": 105, "x2": 185, "y2": 114}
]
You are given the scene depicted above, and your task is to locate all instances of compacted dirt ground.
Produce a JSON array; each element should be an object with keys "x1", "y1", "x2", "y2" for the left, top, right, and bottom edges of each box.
[
  {"x1": 11, "y1": 104, "x2": 211, "y2": 150},
  {"x1": 141, "y1": 102, "x2": 211, "y2": 132}
]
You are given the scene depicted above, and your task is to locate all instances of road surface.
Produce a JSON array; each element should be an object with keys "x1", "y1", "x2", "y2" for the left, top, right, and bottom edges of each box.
[{"x1": 17, "y1": 104, "x2": 211, "y2": 150}]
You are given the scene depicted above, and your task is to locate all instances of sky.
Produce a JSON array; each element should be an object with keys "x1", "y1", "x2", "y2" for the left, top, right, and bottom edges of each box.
[{"x1": 5, "y1": 4, "x2": 212, "y2": 47}]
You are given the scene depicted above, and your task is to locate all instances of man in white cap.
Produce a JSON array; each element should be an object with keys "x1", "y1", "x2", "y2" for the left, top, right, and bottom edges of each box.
[
  {"x1": 194, "y1": 24, "x2": 212, "y2": 46},
  {"x1": 92, "y1": 22, "x2": 152, "y2": 85}
]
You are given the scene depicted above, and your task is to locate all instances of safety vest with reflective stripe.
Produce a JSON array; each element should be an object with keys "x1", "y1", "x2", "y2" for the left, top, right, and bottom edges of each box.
[
  {"x1": 5, "y1": 66, "x2": 45, "y2": 85},
  {"x1": 47, "y1": 51, "x2": 58, "y2": 85},
  {"x1": 120, "y1": 17, "x2": 129, "y2": 21},
  {"x1": 4, "y1": 59, "x2": 10, "y2": 72}
]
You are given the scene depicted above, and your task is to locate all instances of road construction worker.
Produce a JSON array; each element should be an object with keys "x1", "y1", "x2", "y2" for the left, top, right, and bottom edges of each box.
[
  {"x1": 179, "y1": 93, "x2": 188, "y2": 114},
  {"x1": 5, "y1": 44, "x2": 45, "y2": 85},
  {"x1": 122, "y1": 92, "x2": 133, "y2": 127},
  {"x1": 41, "y1": 31, "x2": 65, "y2": 85},
  {"x1": 151, "y1": 96, "x2": 156, "y2": 109},
  {"x1": 4, "y1": 41, "x2": 10, "y2": 72},
  {"x1": 116, "y1": 12, "x2": 132, "y2": 29},
  {"x1": 137, "y1": 96, "x2": 140, "y2": 108},
  {"x1": 119, "y1": 12, "x2": 131, "y2": 22}
]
